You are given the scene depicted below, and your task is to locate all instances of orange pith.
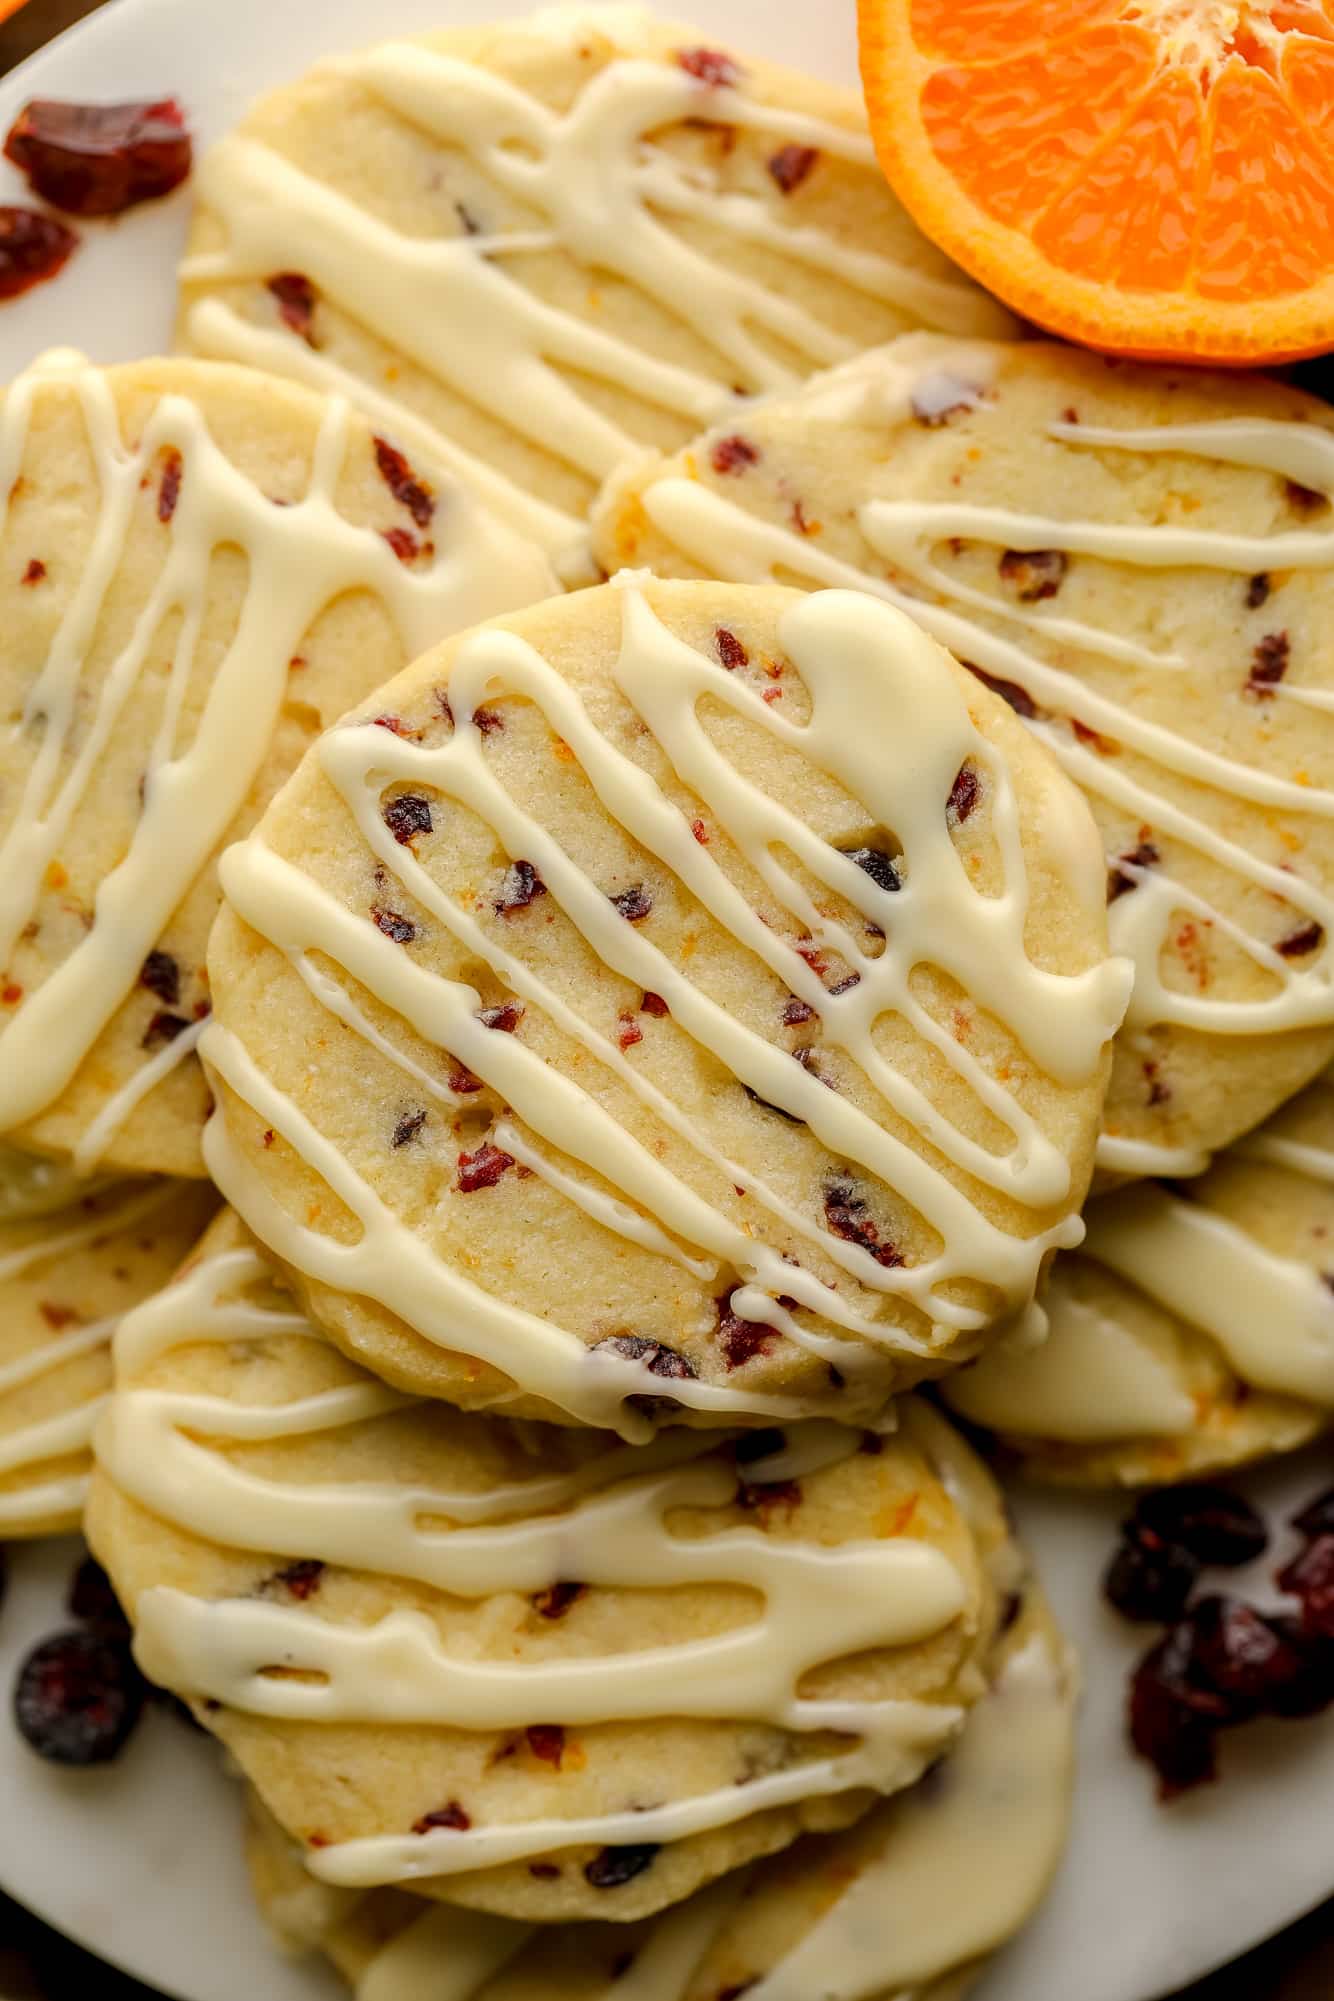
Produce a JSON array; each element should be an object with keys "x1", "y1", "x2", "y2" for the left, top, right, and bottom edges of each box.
[{"x1": 858, "y1": 0, "x2": 1334, "y2": 361}]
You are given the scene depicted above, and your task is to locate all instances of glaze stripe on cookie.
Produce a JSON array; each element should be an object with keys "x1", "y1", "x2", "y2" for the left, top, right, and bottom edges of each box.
[
  {"x1": 339, "y1": 1610, "x2": 1072, "y2": 2000},
  {"x1": 99, "y1": 1245, "x2": 981, "y2": 1887},
  {"x1": 622, "y1": 339, "x2": 1334, "y2": 1156},
  {"x1": 202, "y1": 582, "x2": 1127, "y2": 1432},
  {"x1": 181, "y1": 7, "x2": 1013, "y2": 570},
  {"x1": 0, "y1": 1179, "x2": 184, "y2": 1529},
  {"x1": 0, "y1": 350, "x2": 548, "y2": 1168}
]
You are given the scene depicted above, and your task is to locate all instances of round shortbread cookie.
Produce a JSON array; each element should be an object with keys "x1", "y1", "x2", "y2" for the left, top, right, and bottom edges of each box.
[
  {"x1": 0, "y1": 1156, "x2": 215, "y2": 1537},
  {"x1": 201, "y1": 575, "x2": 1126, "y2": 1432},
  {"x1": 592, "y1": 334, "x2": 1334, "y2": 1177},
  {"x1": 945, "y1": 1068, "x2": 1334, "y2": 1485},
  {"x1": 88, "y1": 1210, "x2": 1014, "y2": 1924},
  {"x1": 0, "y1": 350, "x2": 553, "y2": 1182},
  {"x1": 175, "y1": 4, "x2": 1016, "y2": 581},
  {"x1": 243, "y1": 1573, "x2": 1071, "y2": 2001}
]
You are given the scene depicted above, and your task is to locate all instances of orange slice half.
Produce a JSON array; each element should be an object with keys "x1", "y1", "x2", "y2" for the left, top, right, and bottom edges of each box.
[{"x1": 858, "y1": 0, "x2": 1334, "y2": 362}]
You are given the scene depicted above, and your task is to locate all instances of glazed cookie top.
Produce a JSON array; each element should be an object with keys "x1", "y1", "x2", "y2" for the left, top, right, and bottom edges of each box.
[
  {"x1": 89, "y1": 1212, "x2": 1010, "y2": 1923},
  {"x1": 0, "y1": 1164, "x2": 215, "y2": 1537},
  {"x1": 176, "y1": 4, "x2": 1015, "y2": 579},
  {"x1": 201, "y1": 575, "x2": 1126, "y2": 1432},
  {"x1": 593, "y1": 335, "x2": 1334, "y2": 1175},
  {"x1": 245, "y1": 1586, "x2": 1073, "y2": 2001},
  {"x1": 945, "y1": 1067, "x2": 1334, "y2": 1485},
  {"x1": 0, "y1": 351, "x2": 553, "y2": 1181}
]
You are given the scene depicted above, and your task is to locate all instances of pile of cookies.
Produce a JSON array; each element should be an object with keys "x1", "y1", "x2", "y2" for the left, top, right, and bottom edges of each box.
[{"x1": 3, "y1": 9, "x2": 1333, "y2": 1997}]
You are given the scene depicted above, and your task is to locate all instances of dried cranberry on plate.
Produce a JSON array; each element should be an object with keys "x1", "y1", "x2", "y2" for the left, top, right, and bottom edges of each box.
[{"x1": 5, "y1": 97, "x2": 191, "y2": 216}]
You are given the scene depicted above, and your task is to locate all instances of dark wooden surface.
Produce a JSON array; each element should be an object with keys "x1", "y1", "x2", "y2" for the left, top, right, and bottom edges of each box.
[{"x1": 0, "y1": 0, "x2": 1330, "y2": 1994}]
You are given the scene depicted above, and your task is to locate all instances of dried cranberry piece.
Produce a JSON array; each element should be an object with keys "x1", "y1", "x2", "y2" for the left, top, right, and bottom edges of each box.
[
  {"x1": 1107, "y1": 840, "x2": 1160, "y2": 902},
  {"x1": 392, "y1": 1108, "x2": 427, "y2": 1148},
  {"x1": 13, "y1": 1629, "x2": 146, "y2": 1766},
  {"x1": 267, "y1": 1559, "x2": 325, "y2": 1601},
  {"x1": 960, "y1": 665, "x2": 1036, "y2": 724},
  {"x1": 1103, "y1": 1527, "x2": 1199, "y2": 1625},
  {"x1": 267, "y1": 272, "x2": 317, "y2": 343},
  {"x1": 21, "y1": 558, "x2": 46, "y2": 584},
  {"x1": 532, "y1": 1580, "x2": 584, "y2": 1620},
  {"x1": 610, "y1": 884, "x2": 652, "y2": 922},
  {"x1": 139, "y1": 948, "x2": 180, "y2": 1005},
  {"x1": 5, "y1": 98, "x2": 191, "y2": 217},
  {"x1": 494, "y1": 860, "x2": 546, "y2": 914},
  {"x1": 67, "y1": 1558, "x2": 130, "y2": 1639},
  {"x1": 767, "y1": 143, "x2": 817, "y2": 194},
  {"x1": 584, "y1": 1843, "x2": 660, "y2": 1888},
  {"x1": 716, "y1": 625, "x2": 748, "y2": 670},
  {"x1": 1246, "y1": 573, "x2": 1271, "y2": 609},
  {"x1": 595, "y1": 1333, "x2": 696, "y2": 1381},
  {"x1": 1278, "y1": 1534, "x2": 1334, "y2": 1640},
  {"x1": 1127, "y1": 1619, "x2": 1228, "y2": 1800},
  {"x1": 477, "y1": 1001, "x2": 524, "y2": 1032},
  {"x1": 1277, "y1": 920, "x2": 1325, "y2": 959},
  {"x1": 947, "y1": 765, "x2": 980, "y2": 824},
  {"x1": 641, "y1": 991, "x2": 669, "y2": 1018},
  {"x1": 1260, "y1": 1615, "x2": 1334, "y2": 1720},
  {"x1": 0, "y1": 206, "x2": 77, "y2": 300},
  {"x1": 157, "y1": 448, "x2": 183, "y2": 524},
  {"x1": 1187, "y1": 1594, "x2": 1303, "y2": 1724},
  {"x1": 839, "y1": 845, "x2": 900, "y2": 894},
  {"x1": 716, "y1": 1295, "x2": 778, "y2": 1369},
  {"x1": 782, "y1": 996, "x2": 815, "y2": 1025},
  {"x1": 472, "y1": 706, "x2": 504, "y2": 735},
  {"x1": 998, "y1": 547, "x2": 1067, "y2": 602},
  {"x1": 737, "y1": 1475, "x2": 801, "y2": 1515},
  {"x1": 383, "y1": 792, "x2": 433, "y2": 845},
  {"x1": 373, "y1": 436, "x2": 435, "y2": 529},
  {"x1": 371, "y1": 906, "x2": 417, "y2": 944},
  {"x1": 382, "y1": 526, "x2": 425, "y2": 565},
  {"x1": 1246, "y1": 631, "x2": 1289, "y2": 697},
  {"x1": 413, "y1": 1800, "x2": 471, "y2": 1834},
  {"x1": 710, "y1": 434, "x2": 759, "y2": 476},
  {"x1": 1293, "y1": 1487, "x2": 1334, "y2": 1540},
  {"x1": 1133, "y1": 1486, "x2": 1268, "y2": 1568},
  {"x1": 675, "y1": 47, "x2": 739, "y2": 86},
  {"x1": 526, "y1": 1723, "x2": 566, "y2": 1766},
  {"x1": 456, "y1": 1142, "x2": 514, "y2": 1193},
  {"x1": 142, "y1": 1009, "x2": 190, "y2": 1049},
  {"x1": 824, "y1": 1180, "x2": 903, "y2": 1269}
]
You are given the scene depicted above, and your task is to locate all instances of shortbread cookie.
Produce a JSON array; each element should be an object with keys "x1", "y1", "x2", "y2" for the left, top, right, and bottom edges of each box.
[
  {"x1": 0, "y1": 1163, "x2": 214, "y2": 1536},
  {"x1": 175, "y1": 6, "x2": 1016, "y2": 580},
  {"x1": 244, "y1": 1577, "x2": 1072, "y2": 2001},
  {"x1": 945, "y1": 1068, "x2": 1334, "y2": 1485},
  {"x1": 594, "y1": 335, "x2": 1334, "y2": 1175},
  {"x1": 0, "y1": 350, "x2": 554, "y2": 1182},
  {"x1": 89, "y1": 1211, "x2": 1016, "y2": 1923},
  {"x1": 201, "y1": 575, "x2": 1126, "y2": 1431}
]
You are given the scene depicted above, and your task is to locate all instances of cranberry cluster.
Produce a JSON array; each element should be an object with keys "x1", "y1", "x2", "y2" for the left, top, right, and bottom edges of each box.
[
  {"x1": 1104, "y1": 1482, "x2": 1334, "y2": 1798},
  {"x1": 11, "y1": 1555, "x2": 203, "y2": 1767},
  {"x1": 1, "y1": 96, "x2": 193, "y2": 303}
]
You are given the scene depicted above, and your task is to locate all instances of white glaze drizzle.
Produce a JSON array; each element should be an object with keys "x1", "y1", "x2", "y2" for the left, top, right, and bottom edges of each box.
[
  {"x1": 1082, "y1": 1181, "x2": 1334, "y2": 1407},
  {"x1": 944, "y1": 1287, "x2": 1198, "y2": 1442},
  {"x1": 100, "y1": 1243, "x2": 979, "y2": 1889},
  {"x1": 625, "y1": 337, "x2": 1334, "y2": 1076},
  {"x1": 0, "y1": 350, "x2": 554, "y2": 1159},
  {"x1": 343, "y1": 1615, "x2": 1071, "y2": 2001},
  {"x1": 0, "y1": 1178, "x2": 183, "y2": 1528},
  {"x1": 203, "y1": 583, "x2": 1124, "y2": 1431},
  {"x1": 181, "y1": 8, "x2": 1012, "y2": 570}
]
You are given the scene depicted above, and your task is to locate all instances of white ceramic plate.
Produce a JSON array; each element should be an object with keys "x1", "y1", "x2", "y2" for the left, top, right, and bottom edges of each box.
[{"x1": 0, "y1": 1, "x2": 1332, "y2": 1996}]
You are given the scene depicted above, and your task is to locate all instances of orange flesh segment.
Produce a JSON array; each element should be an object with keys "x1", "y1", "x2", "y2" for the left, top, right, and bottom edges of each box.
[
  {"x1": 1033, "y1": 68, "x2": 1203, "y2": 291},
  {"x1": 903, "y1": 1, "x2": 1334, "y2": 309},
  {"x1": 920, "y1": 26, "x2": 1155, "y2": 231},
  {"x1": 909, "y1": 0, "x2": 1121, "y2": 62}
]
